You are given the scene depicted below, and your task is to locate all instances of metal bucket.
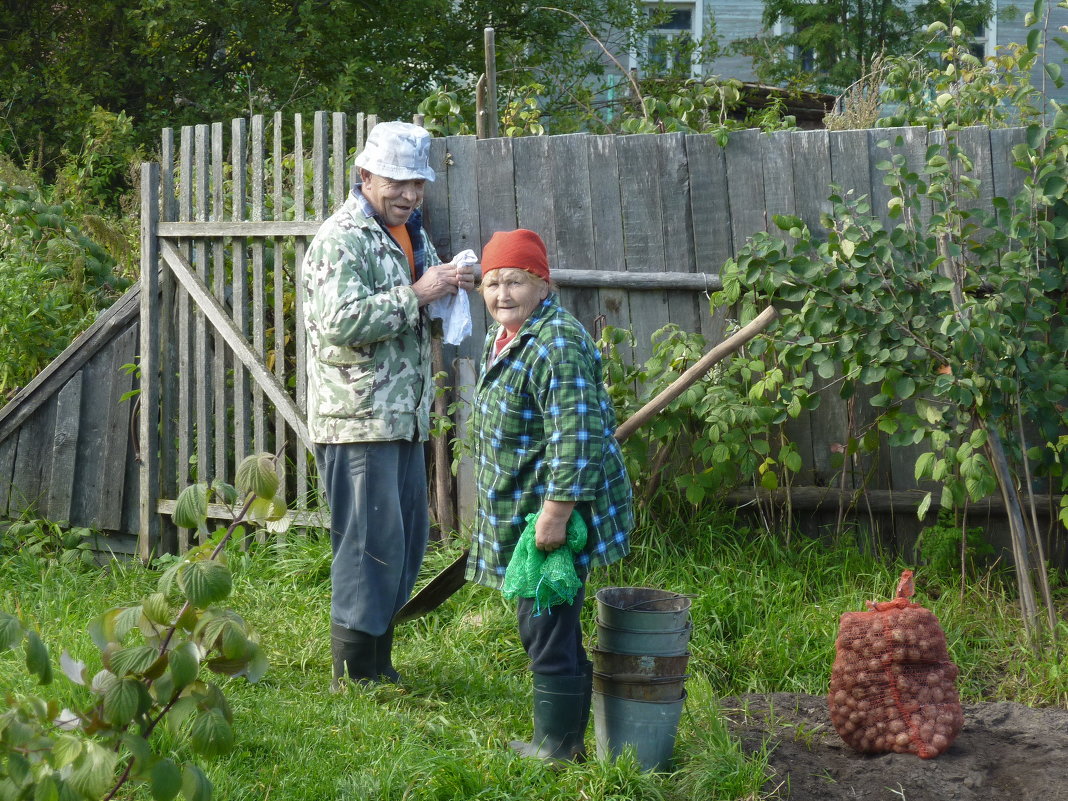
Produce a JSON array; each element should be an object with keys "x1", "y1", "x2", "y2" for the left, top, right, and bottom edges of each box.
[
  {"x1": 592, "y1": 671, "x2": 688, "y2": 702},
  {"x1": 596, "y1": 619, "x2": 691, "y2": 656},
  {"x1": 595, "y1": 587, "x2": 691, "y2": 632},
  {"x1": 593, "y1": 689, "x2": 686, "y2": 772},
  {"x1": 590, "y1": 647, "x2": 690, "y2": 679}
]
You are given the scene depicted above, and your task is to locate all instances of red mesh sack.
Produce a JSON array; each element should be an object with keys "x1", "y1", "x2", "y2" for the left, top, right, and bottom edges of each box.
[{"x1": 828, "y1": 570, "x2": 963, "y2": 758}]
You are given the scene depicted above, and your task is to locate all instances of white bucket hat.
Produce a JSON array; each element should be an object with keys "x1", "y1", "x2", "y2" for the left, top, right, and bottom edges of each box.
[{"x1": 354, "y1": 121, "x2": 436, "y2": 182}]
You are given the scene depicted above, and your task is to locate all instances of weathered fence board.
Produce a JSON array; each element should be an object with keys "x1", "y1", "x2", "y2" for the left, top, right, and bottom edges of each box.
[{"x1": 1, "y1": 118, "x2": 1053, "y2": 564}]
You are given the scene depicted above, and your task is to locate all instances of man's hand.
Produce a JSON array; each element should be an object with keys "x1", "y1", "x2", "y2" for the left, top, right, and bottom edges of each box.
[
  {"x1": 412, "y1": 258, "x2": 476, "y2": 306},
  {"x1": 535, "y1": 499, "x2": 576, "y2": 552}
]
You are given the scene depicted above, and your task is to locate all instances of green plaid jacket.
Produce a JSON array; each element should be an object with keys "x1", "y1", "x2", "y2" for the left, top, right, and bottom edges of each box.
[{"x1": 465, "y1": 294, "x2": 633, "y2": 590}]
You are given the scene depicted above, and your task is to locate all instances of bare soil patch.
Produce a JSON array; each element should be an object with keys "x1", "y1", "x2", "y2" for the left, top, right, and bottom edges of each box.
[{"x1": 722, "y1": 692, "x2": 1068, "y2": 801}]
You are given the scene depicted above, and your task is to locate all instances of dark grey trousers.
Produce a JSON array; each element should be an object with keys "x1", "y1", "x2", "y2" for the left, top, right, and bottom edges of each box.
[
  {"x1": 315, "y1": 440, "x2": 429, "y2": 637},
  {"x1": 517, "y1": 586, "x2": 589, "y2": 676}
]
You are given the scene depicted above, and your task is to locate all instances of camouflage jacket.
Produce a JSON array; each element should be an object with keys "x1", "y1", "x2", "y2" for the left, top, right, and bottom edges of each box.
[{"x1": 302, "y1": 189, "x2": 440, "y2": 443}]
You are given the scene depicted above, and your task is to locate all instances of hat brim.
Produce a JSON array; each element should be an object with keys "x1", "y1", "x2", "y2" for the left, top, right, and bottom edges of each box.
[{"x1": 353, "y1": 156, "x2": 435, "y2": 183}]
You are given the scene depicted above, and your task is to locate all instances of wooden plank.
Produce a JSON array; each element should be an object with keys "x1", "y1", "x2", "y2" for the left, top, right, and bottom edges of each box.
[
  {"x1": 792, "y1": 129, "x2": 839, "y2": 489},
  {"x1": 273, "y1": 112, "x2": 288, "y2": 499},
  {"x1": 955, "y1": 125, "x2": 996, "y2": 222},
  {"x1": 9, "y1": 400, "x2": 56, "y2": 518},
  {"x1": 828, "y1": 129, "x2": 874, "y2": 494},
  {"x1": 159, "y1": 130, "x2": 178, "y2": 555},
  {"x1": 724, "y1": 128, "x2": 768, "y2": 253},
  {"x1": 231, "y1": 117, "x2": 251, "y2": 479},
  {"x1": 423, "y1": 137, "x2": 453, "y2": 258},
  {"x1": 990, "y1": 127, "x2": 1027, "y2": 202},
  {"x1": 211, "y1": 122, "x2": 227, "y2": 484},
  {"x1": 658, "y1": 132, "x2": 700, "y2": 338},
  {"x1": 156, "y1": 498, "x2": 327, "y2": 530},
  {"x1": 513, "y1": 136, "x2": 557, "y2": 265},
  {"x1": 551, "y1": 134, "x2": 599, "y2": 332},
  {"x1": 160, "y1": 241, "x2": 312, "y2": 451},
  {"x1": 829, "y1": 128, "x2": 873, "y2": 205},
  {"x1": 47, "y1": 371, "x2": 83, "y2": 524},
  {"x1": 312, "y1": 111, "x2": 329, "y2": 220},
  {"x1": 194, "y1": 124, "x2": 211, "y2": 502},
  {"x1": 617, "y1": 134, "x2": 669, "y2": 366},
  {"x1": 332, "y1": 111, "x2": 347, "y2": 210},
  {"x1": 685, "y1": 133, "x2": 732, "y2": 345},
  {"x1": 176, "y1": 126, "x2": 194, "y2": 553},
  {"x1": 869, "y1": 125, "x2": 929, "y2": 233},
  {"x1": 475, "y1": 134, "x2": 520, "y2": 360},
  {"x1": 100, "y1": 326, "x2": 137, "y2": 531},
  {"x1": 0, "y1": 432, "x2": 16, "y2": 517},
  {"x1": 587, "y1": 135, "x2": 631, "y2": 352},
  {"x1": 445, "y1": 136, "x2": 482, "y2": 362},
  {"x1": 453, "y1": 357, "x2": 478, "y2": 526},
  {"x1": 291, "y1": 114, "x2": 309, "y2": 507},
  {"x1": 761, "y1": 130, "x2": 795, "y2": 237},
  {"x1": 251, "y1": 114, "x2": 267, "y2": 460},
  {"x1": 158, "y1": 221, "x2": 322, "y2": 237},
  {"x1": 70, "y1": 338, "x2": 114, "y2": 527}
]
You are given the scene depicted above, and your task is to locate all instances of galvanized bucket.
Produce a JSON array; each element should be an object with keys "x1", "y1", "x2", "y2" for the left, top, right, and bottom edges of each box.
[
  {"x1": 592, "y1": 671, "x2": 688, "y2": 702},
  {"x1": 590, "y1": 647, "x2": 690, "y2": 679},
  {"x1": 596, "y1": 619, "x2": 691, "y2": 656},
  {"x1": 593, "y1": 689, "x2": 687, "y2": 772},
  {"x1": 595, "y1": 587, "x2": 692, "y2": 632}
]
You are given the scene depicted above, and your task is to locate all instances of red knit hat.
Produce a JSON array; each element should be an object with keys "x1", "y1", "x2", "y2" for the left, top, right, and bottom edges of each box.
[{"x1": 480, "y1": 229, "x2": 550, "y2": 282}]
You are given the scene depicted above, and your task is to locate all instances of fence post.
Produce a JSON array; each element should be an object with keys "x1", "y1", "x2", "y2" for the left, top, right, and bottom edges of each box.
[
  {"x1": 139, "y1": 162, "x2": 161, "y2": 562},
  {"x1": 482, "y1": 26, "x2": 498, "y2": 138}
]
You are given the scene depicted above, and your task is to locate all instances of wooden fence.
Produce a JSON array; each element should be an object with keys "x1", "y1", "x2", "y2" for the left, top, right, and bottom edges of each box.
[{"x1": 3, "y1": 113, "x2": 1061, "y2": 565}]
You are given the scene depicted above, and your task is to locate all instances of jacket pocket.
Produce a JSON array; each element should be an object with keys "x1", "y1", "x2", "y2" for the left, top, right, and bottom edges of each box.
[{"x1": 316, "y1": 344, "x2": 375, "y2": 419}]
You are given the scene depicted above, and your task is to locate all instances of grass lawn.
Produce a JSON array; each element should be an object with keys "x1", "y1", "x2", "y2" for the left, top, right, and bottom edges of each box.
[{"x1": 2, "y1": 507, "x2": 1065, "y2": 800}]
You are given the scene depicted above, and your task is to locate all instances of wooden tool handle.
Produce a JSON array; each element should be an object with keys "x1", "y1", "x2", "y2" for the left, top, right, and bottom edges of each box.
[{"x1": 613, "y1": 306, "x2": 778, "y2": 443}]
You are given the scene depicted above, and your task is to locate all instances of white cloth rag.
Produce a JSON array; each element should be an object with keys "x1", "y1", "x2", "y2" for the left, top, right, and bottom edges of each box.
[{"x1": 427, "y1": 249, "x2": 476, "y2": 345}]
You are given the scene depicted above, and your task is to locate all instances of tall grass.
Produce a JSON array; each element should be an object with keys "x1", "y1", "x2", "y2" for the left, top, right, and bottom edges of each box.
[{"x1": 2, "y1": 507, "x2": 1065, "y2": 800}]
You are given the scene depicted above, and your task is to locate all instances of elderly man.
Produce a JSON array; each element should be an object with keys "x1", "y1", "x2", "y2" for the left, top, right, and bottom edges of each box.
[{"x1": 302, "y1": 120, "x2": 475, "y2": 687}]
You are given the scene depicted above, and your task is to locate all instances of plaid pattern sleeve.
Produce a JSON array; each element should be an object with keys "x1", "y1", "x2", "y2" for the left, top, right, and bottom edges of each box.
[{"x1": 465, "y1": 295, "x2": 633, "y2": 590}]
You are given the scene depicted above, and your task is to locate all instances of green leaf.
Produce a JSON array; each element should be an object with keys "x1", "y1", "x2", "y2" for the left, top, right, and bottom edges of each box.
[
  {"x1": 51, "y1": 734, "x2": 83, "y2": 769},
  {"x1": 244, "y1": 643, "x2": 269, "y2": 683},
  {"x1": 235, "y1": 453, "x2": 279, "y2": 500},
  {"x1": 894, "y1": 376, "x2": 916, "y2": 399},
  {"x1": 181, "y1": 764, "x2": 212, "y2": 801},
  {"x1": 109, "y1": 644, "x2": 160, "y2": 677},
  {"x1": 180, "y1": 561, "x2": 233, "y2": 607},
  {"x1": 173, "y1": 484, "x2": 208, "y2": 529},
  {"x1": 68, "y1": 742, "x2": 118, "y2": 799},
  {"x1": 917, "y1": 491, "x2": 932, "y2": 521},
  {"x1": 103, "y1": 678, "x2": 143, "y2": 727},
  {"x1": 190, "y1": 709, "x2": 234, "y2": 757},
  {"x1": 25, "y1": 630, "x2": 52, "y2": 685},
  {"x1": 169, "y1": 641, "x2": 201, "y2": 691},
  {"x1": 143, "y1": 593, "x2": 172, "y2": 626},
  {"x1": 0, "y1": 612, "x2": 23, "y2": 651},
  {"x1": 915, "y1": 452, "x2": 936, "y2": 482},
  {"x1": 151, "y1": 759, "x2": 183, "y2": 801}
]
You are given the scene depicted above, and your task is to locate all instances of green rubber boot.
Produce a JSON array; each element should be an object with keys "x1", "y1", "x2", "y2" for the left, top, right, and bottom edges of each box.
[
  {"x1": 509, "y1": 672, "x2": 591, "y2": 763},
  {"x1": 330, "y1": 623, "x2": 377, "y2": 691},
  {"x1": 375, "y1": 623, "x2": 402, "y2": 684}
]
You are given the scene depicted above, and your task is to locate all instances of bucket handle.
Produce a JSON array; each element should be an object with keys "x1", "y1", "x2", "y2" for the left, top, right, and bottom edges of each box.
[{"x1": 619, "y1": 598, "x2": 700, "y2": 615}]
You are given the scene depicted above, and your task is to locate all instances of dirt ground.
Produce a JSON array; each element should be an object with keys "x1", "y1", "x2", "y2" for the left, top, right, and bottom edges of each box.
[{"x1": 721, "y1": 692, "x2": 1068, "y2": 801}]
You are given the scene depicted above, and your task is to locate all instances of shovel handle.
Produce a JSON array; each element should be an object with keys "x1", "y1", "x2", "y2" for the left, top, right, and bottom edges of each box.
[{"x1": 613, "y1": 306, "x2": 778, "y2": 443}]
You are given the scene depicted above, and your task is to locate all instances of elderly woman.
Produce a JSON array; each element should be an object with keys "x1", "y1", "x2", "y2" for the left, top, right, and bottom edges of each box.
[{"x1": 465, "y1": 228, "x2": 634, "y2": 763}]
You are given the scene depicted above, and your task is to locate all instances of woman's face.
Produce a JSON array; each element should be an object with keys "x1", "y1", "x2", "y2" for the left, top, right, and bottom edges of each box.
[{"x1": 481, "y1": 268, "x2": 549, "y2": 334}]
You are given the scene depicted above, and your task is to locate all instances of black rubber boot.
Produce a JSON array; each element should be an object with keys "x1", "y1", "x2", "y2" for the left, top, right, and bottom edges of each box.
[
  {"x1": 509, "y1": 672, "x2": 590, "y2": 763},
  {"x1": 577, "y1": 661, "x2": 593, "y2": 740},
  {"x1": 375, "y1": 623, "x2": 402, "y2": 684},
  {"x1": 330, "y1": 623, "x2": 377, "y2": 691}
]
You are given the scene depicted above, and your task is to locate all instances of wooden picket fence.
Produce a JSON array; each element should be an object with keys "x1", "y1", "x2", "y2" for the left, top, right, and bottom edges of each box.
[{"x1": 4, "y1": 111, "x2": 1060, "y2": 565}]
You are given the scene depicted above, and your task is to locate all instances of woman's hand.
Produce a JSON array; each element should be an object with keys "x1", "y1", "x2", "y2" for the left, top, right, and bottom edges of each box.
[{"x1": 535, "y1": 499, "x2": 576, "y2": 552}]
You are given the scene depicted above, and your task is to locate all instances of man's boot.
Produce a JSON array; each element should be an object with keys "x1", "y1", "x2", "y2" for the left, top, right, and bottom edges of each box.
[
  {"x1": 330, "y1": 623, "x2": 377, "y2": 690},
  {"x1": 375, "y1": 623, "x2": 402, "y2": 684},
  {"x1": 509, "y1": 672, "x2": 589, "y2": 763}
]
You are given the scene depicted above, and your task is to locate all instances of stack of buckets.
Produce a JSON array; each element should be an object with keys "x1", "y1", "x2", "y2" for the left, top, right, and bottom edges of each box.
[{"x1": 591, "y1": 587, "x2": 691, "y2": 772}]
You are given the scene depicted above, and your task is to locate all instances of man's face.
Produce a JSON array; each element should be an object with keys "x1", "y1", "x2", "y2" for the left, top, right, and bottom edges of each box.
[{"x1": 360, "y1": 169, "x2": 426, "y2": 227}]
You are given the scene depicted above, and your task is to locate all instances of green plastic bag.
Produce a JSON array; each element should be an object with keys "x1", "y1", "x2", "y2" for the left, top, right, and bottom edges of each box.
[{"x1": 501, "y1": 509, "x2": 587, "y2": 613}]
